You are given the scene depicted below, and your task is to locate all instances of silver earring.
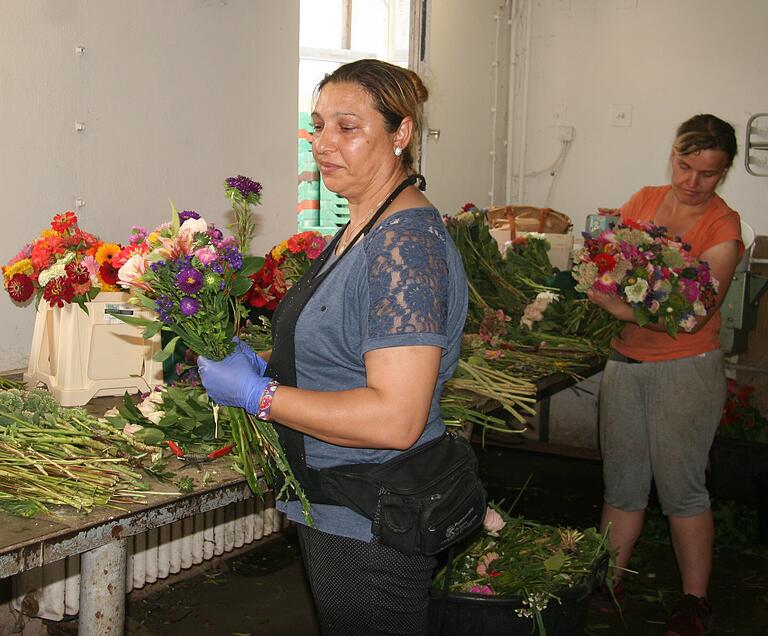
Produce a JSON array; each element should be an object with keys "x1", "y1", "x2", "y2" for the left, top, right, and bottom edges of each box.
[{"x1": 394, "y1": 146, "x2": 403, "y2": 157}]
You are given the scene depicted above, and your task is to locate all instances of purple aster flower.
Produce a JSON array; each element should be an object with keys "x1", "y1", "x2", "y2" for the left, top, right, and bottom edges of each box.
[
  {"x1": 155, "y1": 295, "x2": 175, "y2": 324},
  {"x1": 177, "y1": 267, "x2": 203, "y2": 294},
  {"x1": 225, "y1": 175, "x2": 262, "y2": 198},
  {"x1": 220, "y1": 246, "x2": 243, "y2": 270},
  {"x1": 179, "y1": 297, "x2": 200, "y2": 316},
  {"x1": 178, "y1": 210, "x2": 201, "y2": 223}
]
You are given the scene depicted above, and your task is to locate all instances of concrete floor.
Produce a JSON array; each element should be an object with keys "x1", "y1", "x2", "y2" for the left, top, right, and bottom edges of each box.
[{"x1": 58, "y1": 440, "x2": 768, "y2": 635}]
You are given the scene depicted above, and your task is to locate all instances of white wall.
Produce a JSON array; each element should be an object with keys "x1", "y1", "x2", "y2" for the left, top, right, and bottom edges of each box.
[
  {"x1": 0, "y1": 0, "x2": 299, "y2": 371},
  {"x1": 420, "y1": 0, "x2": 500, "y2": 215},
  {"x1": 518, "y1": 0, "x2": 768, "y2": 237}
]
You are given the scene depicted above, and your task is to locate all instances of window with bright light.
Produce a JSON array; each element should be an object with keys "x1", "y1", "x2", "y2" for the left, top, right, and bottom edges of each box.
[{"x1": 296, "y1": 0, "x2": 413, "y2": 233}]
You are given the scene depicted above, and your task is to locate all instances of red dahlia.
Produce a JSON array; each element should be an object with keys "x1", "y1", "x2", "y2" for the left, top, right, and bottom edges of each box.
[
  {"x1": 43, "y1": 277, "x2": 75, "y2": 307},
  {"x1": 65, "y1": 260, "x2": 90, "y2": 285},
  {"x1": 7, "y1": 273, "x2": 34, "y2": 303}
]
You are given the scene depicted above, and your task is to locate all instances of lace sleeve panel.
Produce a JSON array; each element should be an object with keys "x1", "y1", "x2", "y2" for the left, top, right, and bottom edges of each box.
[{"x1": 364, "y1": 217, "x2": 448, "y2": 339}]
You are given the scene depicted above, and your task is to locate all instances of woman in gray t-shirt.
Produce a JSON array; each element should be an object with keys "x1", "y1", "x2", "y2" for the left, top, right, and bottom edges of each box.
[{"x1": 199, "y1": 59, "x2": 469, "y2": 635}]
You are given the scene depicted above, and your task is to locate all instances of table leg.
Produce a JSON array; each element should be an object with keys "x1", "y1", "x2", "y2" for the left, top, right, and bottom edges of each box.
[
  {"x1": 539, "y1": 396, "x2": 550, "y2": 443},
  {"x1": 78, "y1": 538, "x2": 127, "y2": 636}
]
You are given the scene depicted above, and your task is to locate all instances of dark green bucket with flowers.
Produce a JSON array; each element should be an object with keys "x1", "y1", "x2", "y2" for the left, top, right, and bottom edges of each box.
[{"x1": 429, "y1": 507, "x2": 610, "y2": 636}]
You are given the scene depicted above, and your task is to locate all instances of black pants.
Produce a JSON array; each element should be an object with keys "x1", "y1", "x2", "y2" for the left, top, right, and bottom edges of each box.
[{"x1": 297, "y1": 524, "x2": 437, "y2": 636}]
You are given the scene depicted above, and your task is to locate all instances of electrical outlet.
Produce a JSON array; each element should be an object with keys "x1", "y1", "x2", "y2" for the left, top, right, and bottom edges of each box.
[
  {"x1": 558, "y1": 126, "x2": 574, "y2": 141},
  {"x1": 611, "y1": 104, "x2": 632, "y2": 127}
]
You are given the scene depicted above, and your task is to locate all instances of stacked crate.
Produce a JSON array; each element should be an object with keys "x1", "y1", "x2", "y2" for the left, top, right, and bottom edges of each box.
[
  {"x1": 297, "y1": 112, "x2": 320, "y2": 229},
  {"x1": 319, "y1": 179, "x2": 350, "y2": 230}
]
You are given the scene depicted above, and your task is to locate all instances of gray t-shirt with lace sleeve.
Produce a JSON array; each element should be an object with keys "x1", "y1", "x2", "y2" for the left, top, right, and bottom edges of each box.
[{"x1": 276, "y1": 206, "x2": 468, "y2": 541}]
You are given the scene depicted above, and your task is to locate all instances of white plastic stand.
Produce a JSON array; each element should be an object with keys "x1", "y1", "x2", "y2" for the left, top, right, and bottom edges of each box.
[{"x1": 24, "y1": 291, "x2": 163, "y2": 406}]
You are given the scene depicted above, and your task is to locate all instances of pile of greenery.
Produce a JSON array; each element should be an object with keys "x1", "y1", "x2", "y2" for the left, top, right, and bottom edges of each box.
[
  {"x1": 444, "y1": 205, "x2": 620, "y2": 353},
  {"x1": 0, "y1": 387, "x2": 164, "y2": 517},
  {"x1": 433, "y1": 503, "x2": 610, "y2": 635}
]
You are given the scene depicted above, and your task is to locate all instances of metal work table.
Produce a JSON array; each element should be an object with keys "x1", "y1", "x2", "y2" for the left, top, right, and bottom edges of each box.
[
  {"x1": 0, "y1": 462, "x2": 255, "y2": 635},
  {"x1": 534, "y1": 355, "x2": 605, "y2": 443}
]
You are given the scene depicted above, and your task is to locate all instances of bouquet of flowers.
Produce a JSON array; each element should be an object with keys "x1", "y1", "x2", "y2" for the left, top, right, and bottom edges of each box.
[
  {"x1": 433, "y1": 504, "x2": 610, "y2": 635},
  {"x1": 2, "y1": 211, "x2": 124, "y2": 309},
  {"x1": 244, "y1": 230, "x2": 326, "y2": 311},
  {"x1": 718, "y1": 378, "x2": 768, "y2": 443},
  {"x1": 116, "y1": 208, "x2": 311, "y2": 520},
  {"x1": 572, "y1": 220, "x2": 718, "y2": 337}
]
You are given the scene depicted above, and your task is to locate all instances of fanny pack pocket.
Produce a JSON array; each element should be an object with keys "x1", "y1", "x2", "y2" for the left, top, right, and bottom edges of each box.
[{"x1": 319, "y1": 432, "x2": 487, "y2": 556}]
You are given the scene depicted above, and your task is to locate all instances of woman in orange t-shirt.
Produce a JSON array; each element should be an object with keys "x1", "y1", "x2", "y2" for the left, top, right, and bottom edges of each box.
[{"x1": 588, "y1": 114, "x2": 743, "y2": 636}]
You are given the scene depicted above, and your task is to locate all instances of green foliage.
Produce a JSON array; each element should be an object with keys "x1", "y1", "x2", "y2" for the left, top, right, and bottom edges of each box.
[
  {"x1": 104, "y1": 387, "x2": 229, "y2": 451},
  {"x1": 444, "y1": 206, "x2": 618, "y2": 354},
  {"x1": 433, "y1": 505, "x2": 611, "y2": 632},
  {"x1": 239, "y1": 315, "x2": 273, "y2": 352}
]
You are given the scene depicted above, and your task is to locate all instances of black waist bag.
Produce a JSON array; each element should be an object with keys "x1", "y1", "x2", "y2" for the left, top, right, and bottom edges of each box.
[{"x1": 318, "y1": 432, "x2": 487, "y2": 556}]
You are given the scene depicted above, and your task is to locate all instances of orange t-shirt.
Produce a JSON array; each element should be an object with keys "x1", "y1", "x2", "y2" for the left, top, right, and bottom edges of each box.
[{"x1": 611, "y1": 185, "x2": 743, "y2": 361}]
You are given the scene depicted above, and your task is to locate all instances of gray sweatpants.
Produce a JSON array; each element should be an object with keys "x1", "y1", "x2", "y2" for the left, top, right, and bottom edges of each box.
[{"x1": 599, "y1": 349, "x2": 726, "y2": 517}]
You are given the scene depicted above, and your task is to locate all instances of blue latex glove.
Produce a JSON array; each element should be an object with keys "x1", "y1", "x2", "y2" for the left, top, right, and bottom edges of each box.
[
  {"x1": 232, "y1": 337, "x2": 268, "y2": 375},
  {"x1": 198, "y1": 348, "x2": 272, "y2": 413}
]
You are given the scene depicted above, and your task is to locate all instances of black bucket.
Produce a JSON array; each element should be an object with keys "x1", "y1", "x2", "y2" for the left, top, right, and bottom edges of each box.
[
  {"x1": 756, "y1": 470, "x2": 768, "y2": 547},
  {"x1": 428, "y1": 554, "x2": 607, "y2": 636},
  {"x1": 428, "y1": 585, "x2": 590, "y2": 636}
]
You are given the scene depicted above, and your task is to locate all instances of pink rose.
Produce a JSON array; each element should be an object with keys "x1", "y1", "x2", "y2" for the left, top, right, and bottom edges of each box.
[
  {"x1": 483, "y1": 507, "x2": 506, "y2": 535},
  {"x1": 476, "y1": 552, "x2": 500, "y2": 577}
]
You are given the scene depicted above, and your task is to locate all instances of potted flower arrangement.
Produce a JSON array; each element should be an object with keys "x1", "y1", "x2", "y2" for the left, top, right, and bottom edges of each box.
[
  {"x1": 709, "y1": 378, "x2": 768, "y2": 503},
  {"x1": 430, "y1": 505, "x2": 610, "y2": 636},
  {"x1": 2, "y1": 211, "x2": 123, "y2": 309},
  {"x1": 2, "y1": 211, "x2": 163, "y2": 406}
]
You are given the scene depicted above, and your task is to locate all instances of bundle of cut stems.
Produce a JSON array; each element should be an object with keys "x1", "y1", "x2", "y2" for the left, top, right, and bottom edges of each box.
[
  {"x1": 444, "y1": 359, "x2": 537, "y2": 429},
  {"x1": 0, "y1": 400, "x2": 165, "y2": 516}
]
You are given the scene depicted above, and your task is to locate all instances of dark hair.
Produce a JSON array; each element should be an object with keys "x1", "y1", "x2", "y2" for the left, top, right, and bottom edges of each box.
[
  {"x1": 314, "y1": 59, "x2": 429, "y2": 170},
  {"x1": 673, "y1": 114, "x2": 738, "y2": 168}
]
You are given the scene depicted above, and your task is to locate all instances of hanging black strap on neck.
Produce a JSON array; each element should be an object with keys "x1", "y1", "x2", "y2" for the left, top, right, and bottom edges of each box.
[{"x1": 338, "y1": 173, "x2": 426, "y2": 258}]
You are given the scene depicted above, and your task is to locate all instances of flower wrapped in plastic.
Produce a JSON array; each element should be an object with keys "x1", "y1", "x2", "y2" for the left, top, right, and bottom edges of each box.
[
  {"x1": 572, "y1": 220, "x2": 718, "y2": 337},
  {"x1": 2, "y1": 211, "x2": 123, "y2": 309},
  {"x1": 115, "y1": 207, "x2": 311, "y2": 520}
]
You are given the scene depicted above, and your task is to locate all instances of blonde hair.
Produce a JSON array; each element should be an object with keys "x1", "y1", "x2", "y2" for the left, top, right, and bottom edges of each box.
[
  {"x1": 314, "y1": 59, "x2": 428, "y2": 170},
  {"x1": 673, "y1": 114, "x2": 737, "y2": 168}
]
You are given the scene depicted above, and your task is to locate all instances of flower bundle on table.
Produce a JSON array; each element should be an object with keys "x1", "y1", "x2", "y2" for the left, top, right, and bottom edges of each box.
[
  {"x1": 433, "y1": 505, "x2": 610, "y2": 634},
  {"x1": 572, "y1": 220, "x2": 718, "y2": 337},
  {"x1": 244, "y1": 230, "x2": 326, "y2": 311},
  {"x1": 115, "y1": 207, "x2": 311, "y2": 520},
  {"x1": 2, "y1": 211, "x2": 125, "y2": 308}
]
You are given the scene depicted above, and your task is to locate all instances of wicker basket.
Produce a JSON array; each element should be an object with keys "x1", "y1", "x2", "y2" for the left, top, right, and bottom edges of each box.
[{"x1": 486, "y1": 205, "x2": 572, "y2": 240}]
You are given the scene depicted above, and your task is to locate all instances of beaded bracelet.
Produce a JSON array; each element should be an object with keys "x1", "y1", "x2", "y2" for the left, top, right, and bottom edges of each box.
[{"x1": 256, "y1": 380, "x2": 279, "y2": 421}]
